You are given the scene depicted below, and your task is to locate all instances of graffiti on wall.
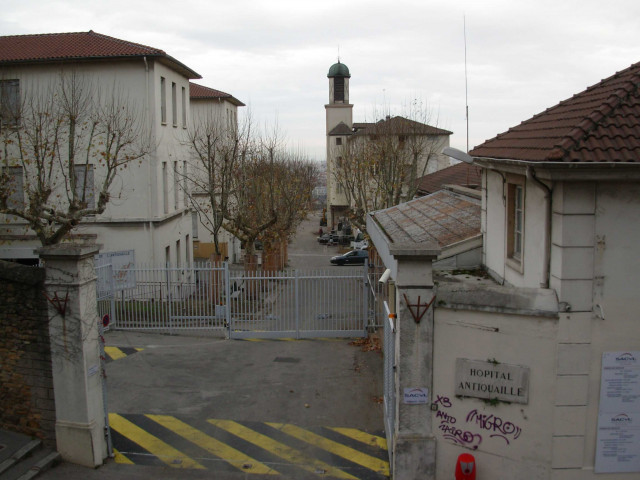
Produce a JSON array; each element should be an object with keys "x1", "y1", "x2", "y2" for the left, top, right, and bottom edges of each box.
[{"x1": 433, "y1": 394, "x2": 523, "y2": 449}]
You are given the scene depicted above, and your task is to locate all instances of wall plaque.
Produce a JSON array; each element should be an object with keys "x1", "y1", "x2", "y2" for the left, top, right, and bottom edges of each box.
[{"x1": 455, "y1": 358, "x2": 529, "y2": 404}]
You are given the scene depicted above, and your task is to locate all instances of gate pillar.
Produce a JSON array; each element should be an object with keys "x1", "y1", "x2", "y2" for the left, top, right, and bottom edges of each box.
[
  {"x1": 38, "y1": 244, "x2": 107, "y2": 467},
  {"x1": 390, "y1": 246, "x2": 440, "y2": 480}
]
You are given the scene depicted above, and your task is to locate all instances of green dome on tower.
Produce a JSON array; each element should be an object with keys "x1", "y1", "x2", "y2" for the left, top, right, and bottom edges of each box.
[{"x1": 327, "y1": 61, "x2": 351, "y2": 78}]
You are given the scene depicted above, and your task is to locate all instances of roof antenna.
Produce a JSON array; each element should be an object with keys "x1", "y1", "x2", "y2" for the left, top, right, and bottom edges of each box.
[
  {"x1": 464, "y1": 15, "x2": 469, "y2": 153},
  {"x1": 337, "y1": 45, "x2": 341, "y2": 63}
]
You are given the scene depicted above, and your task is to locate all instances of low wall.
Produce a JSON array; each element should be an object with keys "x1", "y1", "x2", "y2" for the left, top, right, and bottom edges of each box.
[{"x1": 0, "y1": 260, "x2": 56, "y2": 446}]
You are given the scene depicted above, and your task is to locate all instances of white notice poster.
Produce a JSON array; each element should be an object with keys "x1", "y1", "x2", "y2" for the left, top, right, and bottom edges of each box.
[{"x1": 595, "y1": 352, "x2": 640, "y2": 473}]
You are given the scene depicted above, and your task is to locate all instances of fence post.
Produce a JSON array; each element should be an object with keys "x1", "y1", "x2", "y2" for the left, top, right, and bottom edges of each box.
[
  {"x1": 294, "y1": 269, "x2": 300, "y2": 339},
  {"x1": 363, "y1": 264, "x2": 370, "y2": 334},
  {"x1": 38, "y1": 244, "x2": 107, "y2": 467},
  {"x1": 224, "y1": 262, "x2": 231, "y2": 338}
]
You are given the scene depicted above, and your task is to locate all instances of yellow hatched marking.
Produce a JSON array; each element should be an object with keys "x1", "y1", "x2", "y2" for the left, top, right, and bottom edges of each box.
[
  {"x1": 208, "y1": 419, "x2": 357, "y2": 479},
  {"x1": 146, "y1": 415, "x2": 278, "y2": 475},
  {"x1": 268, "y1": 423, "x2": 389, "y2": 476},
  {"x1": 113, "y1": 448, "x2": 134, "y2": 464},
  {"x1": 108, "y1": 413, "x2": 205, "y2": 469},
  {"x1": 328, "y1": 427, "x2": 388, "y2": 450},
  {"x1": 105, "y1": 347, "x2": 127, "y2": 360}
]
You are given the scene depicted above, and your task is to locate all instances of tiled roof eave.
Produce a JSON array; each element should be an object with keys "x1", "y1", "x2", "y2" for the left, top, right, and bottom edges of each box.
[{"x1": 0, "y1": 52, "x2": 201, "y2": 79}]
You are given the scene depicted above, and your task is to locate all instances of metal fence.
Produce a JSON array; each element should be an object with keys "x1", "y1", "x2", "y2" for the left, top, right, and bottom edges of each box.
[
  {"x1": 228, "y1": 267, "x2": 369, "y2": 339},
  {"x1": 96, "y1": 262, "x2": 371, "y2": 338},
  {"x1": 383, "y1": 300, "x2": 396, "y2": 474},
  {"x1": 96, "y1": 262, "x2": 227, "y2": 332}
]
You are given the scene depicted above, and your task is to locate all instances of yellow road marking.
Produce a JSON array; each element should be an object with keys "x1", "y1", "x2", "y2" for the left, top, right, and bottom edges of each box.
[
  {"x1": 108, "y1": 413, "x2": 205, "y2": 469},
  {"x1": 104, "y1": 347, "x2": 127, "y2": 360},
  {"x1": 135, "y1": 348, "x2": 144, "y2": 351},
  {"x1": 146, "y1": 415, "x2": 278, "y2": 475},
  {"x1": 268, "y1": 423, "x2": 389, "y2": 476},
  {"x1": 208, "y1": 419, "x2": 357, "y2": 479},
  {"x1": 113, "y1": 448, "x2": 134, "y2": 464},
  {"x1": 328, "y1": 427, "x2": 388, "y2": 450}
]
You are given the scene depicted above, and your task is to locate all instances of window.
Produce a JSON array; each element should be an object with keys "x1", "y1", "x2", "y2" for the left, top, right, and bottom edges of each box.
[
  {"x1": 185, "y1": 234, "x2": 191, "y2": 267},
  {"x1": 334, "y1": 77, "x2": 344, "y2": 102},
  {"x1": 74, "y1": 165, "x2": 95, "y2": 209},
  {"x1": 192, "y1": 212, "x2": 199, "y2": 239},
  {"x1": 181, "y1": 86, "x2": 187, "y2": 128},
  {"x1": 0, "y1": 80, "x2": 20, "y2": 129},
  {"x1": 172, "y1": 82, "x2": 177, "y2": 127},
  {"x1": 506, "y1": 179, "x2": 524, "y2": 267},
  {"x1": 2, "y1": 166, "x2": 24, "y2": 209},
  {"x1": 182, "y1": 161, "x2": 188, "y2": 204},
  {"x1": 160, "y1": 77, "x2": 167, "y2": 124},
  {"x1": 173, "y1": 161, "x2": 179, "y2": 209},
  {"x1": 336, "y1": 137, "x2": 342, "y2": 146},
  {"x1": 162, "y1": 162, "x2": 168, "y2": 214},
  {"x1": 176, "y1": 239, "x2": 181, "y2": 268}
]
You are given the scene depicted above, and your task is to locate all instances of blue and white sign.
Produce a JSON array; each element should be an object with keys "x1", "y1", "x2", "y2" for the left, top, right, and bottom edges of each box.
[{"x1": 403, "y1": 387, "x2": 429, "y2": 405}]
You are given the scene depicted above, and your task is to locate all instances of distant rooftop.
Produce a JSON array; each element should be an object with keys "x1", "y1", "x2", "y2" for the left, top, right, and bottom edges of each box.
[
  {"x1": 417, "y1": 162, "x2": 482, "y2": 196},
  {"x1": 189, "y1": 82, "x2": 245, "y2": 107},
  {"x1": 0, "y1": 31, "x2": 201, "y2": 79},
  {"x1": 471, "y1": 61, "x2": 640, "y2": 162},
  {"x1": 368, "y1": 189, "x2": 480, "y2": 249}
]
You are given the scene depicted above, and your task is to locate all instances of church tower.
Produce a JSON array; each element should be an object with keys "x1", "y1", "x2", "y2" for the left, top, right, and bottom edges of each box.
[
  {"x1": 325, "y1": 61, "x2": 353, "y2": 134},
  {"x1": 325, "y1": 61, "x2": 353, "y2": 228}
]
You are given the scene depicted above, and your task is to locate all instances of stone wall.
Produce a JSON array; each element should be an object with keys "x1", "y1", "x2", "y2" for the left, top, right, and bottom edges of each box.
[{"x1": 0, "y1": 260, "x2": 56, "y2": 446}]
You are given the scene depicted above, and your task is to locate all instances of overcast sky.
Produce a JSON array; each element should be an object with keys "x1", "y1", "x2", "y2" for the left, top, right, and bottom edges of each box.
[{"x1": 2, "y1": 0, "x2": 639, "y2": 161}]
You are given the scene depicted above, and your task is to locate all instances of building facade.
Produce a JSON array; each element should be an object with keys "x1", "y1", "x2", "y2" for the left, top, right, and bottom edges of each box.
[
  {"x1": 0, "y1": 32, "x2": 198, "y2": 265},
  {"x1": 369, "y1": 60, "x2": 640, "y2": 479}
]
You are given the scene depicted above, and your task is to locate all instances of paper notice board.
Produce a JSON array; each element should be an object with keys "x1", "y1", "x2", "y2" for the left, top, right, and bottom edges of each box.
[{"x1": 595, "y1": 351, "x2": 640, "y2": 473}]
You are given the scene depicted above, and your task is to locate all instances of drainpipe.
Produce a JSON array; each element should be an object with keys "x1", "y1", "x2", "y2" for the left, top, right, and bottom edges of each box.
[{"x1": 527, "y1": 166, "x2": 552, "y2": 288}]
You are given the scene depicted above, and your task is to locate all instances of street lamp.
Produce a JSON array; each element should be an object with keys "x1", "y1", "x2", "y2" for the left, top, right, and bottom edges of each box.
[{"x1": 442, "y1": 147, "x2": 474, "y2": 164}]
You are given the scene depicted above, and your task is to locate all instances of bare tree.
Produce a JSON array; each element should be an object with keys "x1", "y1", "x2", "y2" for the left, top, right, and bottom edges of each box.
[
  {"x1": 0, "y1": 71, "x2": 149, "y2": 245},
  {"x1": 332, "y1": 101, "x2": 450, "y2": 230},
  {"x1": 183, "y1": 108, "x2": 252, "y2": 257}
]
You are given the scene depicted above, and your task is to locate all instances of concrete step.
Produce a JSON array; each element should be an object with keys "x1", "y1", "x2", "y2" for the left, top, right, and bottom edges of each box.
[
  {"x1": 0, "y1": 437, "x2": 41, "y2": 477},
  {"x1": 0, "y1": 436, "x2": 60, "y2": 480}
]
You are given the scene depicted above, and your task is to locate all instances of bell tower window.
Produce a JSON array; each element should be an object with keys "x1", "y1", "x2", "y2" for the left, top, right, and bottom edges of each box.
[{"x1": 334, "y1": 77, "x2": 345, "y2": 103}]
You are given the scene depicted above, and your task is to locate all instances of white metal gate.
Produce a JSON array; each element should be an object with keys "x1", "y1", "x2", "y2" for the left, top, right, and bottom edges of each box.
[
  {"x1": 96, "y1": 262, "x2": 370, "y2": 339},
  {"x1": 228, "y1": 266, "x2": 369, "y2": 339}
]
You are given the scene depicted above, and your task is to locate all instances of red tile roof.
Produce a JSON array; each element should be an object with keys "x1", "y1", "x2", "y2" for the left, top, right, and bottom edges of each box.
[
  {"x1": 416, "y1": 162, "x2": 482, "y2": 196},
  {"x1": 0, "y1": 31, "x2": 201, "y2": 79},
  {"x1": 189, "y1": 82, "x2": 245, "y2": 106},
  {"x1": 470, "y1": 61, "x2": 640, "y2": 162},
  {"x1": 354, "y1": 116, "x2": 452, "y2": 137}
]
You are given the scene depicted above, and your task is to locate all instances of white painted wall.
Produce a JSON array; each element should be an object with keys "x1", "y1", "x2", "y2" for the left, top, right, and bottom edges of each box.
[{"x1": 433, "y1": 307, "x2": 558, "y2": 479}]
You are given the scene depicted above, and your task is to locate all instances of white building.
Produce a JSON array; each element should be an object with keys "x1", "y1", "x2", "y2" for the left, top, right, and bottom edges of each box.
[
  {"x1": 368, "y1": 60, "x2": 640, "y2": 479},
  {"x1": 0, "y1": 31, "x2": 199, "y2": 265},
  {"x1": 188, "y1": 82, "x2": 245, "y2": 263},
  {"x1": 325, "y1": 61, "x2": 452, "y2": 229}
]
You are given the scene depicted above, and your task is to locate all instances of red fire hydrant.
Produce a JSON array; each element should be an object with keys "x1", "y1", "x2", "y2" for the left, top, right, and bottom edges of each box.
[{"x1": 455, "y1": 453, "x2": 476, "y2": 480}]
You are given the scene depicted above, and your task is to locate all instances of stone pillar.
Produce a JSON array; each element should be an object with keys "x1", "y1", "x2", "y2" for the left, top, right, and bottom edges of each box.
[
  {"x1": 391, "y1": 248, "x2": 439, "y2": 480},
  {"x1": 38, "y1": 244, "x2": 107, "y2": 467}
]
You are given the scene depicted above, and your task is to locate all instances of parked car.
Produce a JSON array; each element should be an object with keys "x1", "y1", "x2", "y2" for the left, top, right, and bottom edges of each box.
[
  {"x1": 330, "y1": 249, "x2": 369, "y2": 266},
  {"x1": 317, "y1": 233, "x2": 331, "y2": 244}
]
